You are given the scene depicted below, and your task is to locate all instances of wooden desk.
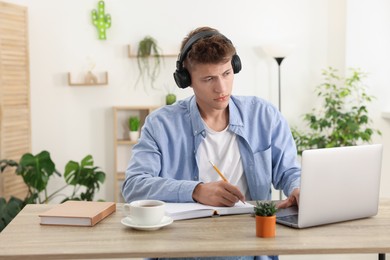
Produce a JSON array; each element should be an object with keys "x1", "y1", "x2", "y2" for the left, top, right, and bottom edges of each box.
[{"x1": 0, "y1": 200, "x2": 389, "y2": 259}]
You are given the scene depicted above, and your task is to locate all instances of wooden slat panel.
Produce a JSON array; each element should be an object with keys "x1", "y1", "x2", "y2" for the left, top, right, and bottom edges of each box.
[
  {"x1": 2, "y1": 168, "x2": 27, "y2": 199},
  {"x1": 3, "y1": 129, "x2": 29, "y2": 136},
  {"x1": 0, "y1": 1, "x2": 30, "y2": 200},
  {"x1": 2, "y1": 148, "x2": 29, "y2": 159}
]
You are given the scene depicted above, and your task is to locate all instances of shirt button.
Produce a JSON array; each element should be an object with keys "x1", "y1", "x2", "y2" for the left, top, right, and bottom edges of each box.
[{"x1": 194, "y1": 176, "x2": 198, "y2": 180}]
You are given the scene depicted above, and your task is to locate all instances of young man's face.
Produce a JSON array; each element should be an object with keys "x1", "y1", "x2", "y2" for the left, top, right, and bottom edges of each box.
[{"x1": 189, "y1": 59, "x2": 234, "y2": 113}]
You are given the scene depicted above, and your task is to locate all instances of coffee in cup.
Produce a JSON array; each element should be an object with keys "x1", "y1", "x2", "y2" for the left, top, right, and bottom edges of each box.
[{"x1": 123, "y1": 200, "x2": 165, "y2": 226}]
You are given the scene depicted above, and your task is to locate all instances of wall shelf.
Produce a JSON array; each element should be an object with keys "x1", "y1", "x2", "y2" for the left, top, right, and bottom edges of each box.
[
  {"x1": 67, "y1": 72, "x2": 108, "y2": 86},
  {"x1": 117, "y1": 139, "x2": 137, "y2": 145},
  {"x1": 127, "y1": 45, "x2": 177, "y2": 58}
]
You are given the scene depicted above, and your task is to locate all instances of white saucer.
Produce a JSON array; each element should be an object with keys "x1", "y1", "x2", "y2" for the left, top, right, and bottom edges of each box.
[{"x1": 121, "y1": 216, "x2": 173, "y2": 231}]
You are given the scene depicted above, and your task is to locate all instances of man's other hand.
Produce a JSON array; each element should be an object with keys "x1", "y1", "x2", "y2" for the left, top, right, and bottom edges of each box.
[{"x1": 277, "y1": 188, "x2": 300, "y2": 209}]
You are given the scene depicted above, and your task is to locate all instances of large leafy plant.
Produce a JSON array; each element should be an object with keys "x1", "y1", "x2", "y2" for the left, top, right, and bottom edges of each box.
[
  {"x1": 292, "y1": 67, "x2": 381, "y2": 155},
  {"x1": 0, "y1": 151, "x2": 105, "y2": 231},
  {"x1": 64, "y1": 155, "x2": 105, "y2": 201}
]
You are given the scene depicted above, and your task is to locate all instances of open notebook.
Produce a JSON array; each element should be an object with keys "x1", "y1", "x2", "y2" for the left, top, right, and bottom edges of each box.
[{"x1": 165, "y1": 201, "x2": 254, "y2": 220}]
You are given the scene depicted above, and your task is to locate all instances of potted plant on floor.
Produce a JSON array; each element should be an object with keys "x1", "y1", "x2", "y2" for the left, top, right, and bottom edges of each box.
[
  {"x1": 292, "y1": 67, "x2": 381, "y2": 155},
  {"x1": 0, "y1": 151, "x2": 106, "y2": 231},
  {"x1": 128, "y1": 116, "x2": 140, "y2": 141},
  {"x1": 254, "y1": 201, "x2": 277, "y2": 238}
]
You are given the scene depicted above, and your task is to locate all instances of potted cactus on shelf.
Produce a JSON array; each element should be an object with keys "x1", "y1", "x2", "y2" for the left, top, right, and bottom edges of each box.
[
  {"x1": 254, "y1": 201, "x2": 278, "y2": 238},
  {"x1": 128, "y1": 116, "x2": 140, "y2": 141}
]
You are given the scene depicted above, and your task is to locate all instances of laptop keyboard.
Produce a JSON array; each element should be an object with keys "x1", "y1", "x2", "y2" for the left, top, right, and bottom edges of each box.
[{"x1": 277, "y1": 214, "x2": 298, "y2": 224}]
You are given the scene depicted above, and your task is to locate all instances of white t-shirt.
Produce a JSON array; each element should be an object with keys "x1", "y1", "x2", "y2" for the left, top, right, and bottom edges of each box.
[{"x1": 196, "y1": 123, "x2": 250, "y2": 200}]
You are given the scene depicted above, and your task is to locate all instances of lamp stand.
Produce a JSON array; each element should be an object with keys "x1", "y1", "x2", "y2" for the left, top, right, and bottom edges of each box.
[
  {"x1": 274, "y1": 57, "x2": 285, "y2": 113},
  {"x1": 274, "y1": 57, "x2": 285, "y2": 200}
]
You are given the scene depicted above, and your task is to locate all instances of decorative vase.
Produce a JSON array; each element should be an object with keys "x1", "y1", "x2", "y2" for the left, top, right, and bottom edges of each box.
[
  {"x1": 166, "y1": 94, "x2": 176, "y2": 105},
  {"x1": 85, "y1": 71, "x2": 97, "y2": 84},
  {"x1": 255, "y1": 215, "x2": 276, "y2": 238},
  {"x1": 129, "y1": 131, "x2": 139, "y2": 141}
]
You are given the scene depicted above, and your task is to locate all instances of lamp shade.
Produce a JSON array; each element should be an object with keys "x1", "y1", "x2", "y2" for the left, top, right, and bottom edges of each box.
[{"x1": 262, "y1": 44, "x2": 294, "y2": 58}]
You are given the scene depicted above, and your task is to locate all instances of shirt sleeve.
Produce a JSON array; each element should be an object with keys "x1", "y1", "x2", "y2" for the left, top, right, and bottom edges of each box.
[
  {"x1": 270, "y1": 111, "x2": 301, "y2": 197},
  {"x1": 121, "y1": 111, "x2": 201, "y2": 203}
]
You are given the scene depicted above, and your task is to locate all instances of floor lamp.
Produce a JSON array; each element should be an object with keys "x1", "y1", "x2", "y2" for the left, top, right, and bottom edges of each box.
[{"x1": 263, "y1": 44, "x2": 293, "y2": 200}]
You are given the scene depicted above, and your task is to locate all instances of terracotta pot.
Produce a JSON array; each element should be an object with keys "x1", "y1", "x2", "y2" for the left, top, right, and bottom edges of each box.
[{"x1": 255, "y1": 215, "x2": 276, "y2": 238}]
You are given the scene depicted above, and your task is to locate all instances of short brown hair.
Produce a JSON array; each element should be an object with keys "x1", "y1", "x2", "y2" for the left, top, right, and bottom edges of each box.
[{"x1": 180, "y1": 27, "x2": 236, "y2": 69}]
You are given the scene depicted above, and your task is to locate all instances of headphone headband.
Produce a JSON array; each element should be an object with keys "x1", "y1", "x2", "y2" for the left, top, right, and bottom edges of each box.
[{"x1": 176, "y1": 31, "x2": 221, "y2": 71}]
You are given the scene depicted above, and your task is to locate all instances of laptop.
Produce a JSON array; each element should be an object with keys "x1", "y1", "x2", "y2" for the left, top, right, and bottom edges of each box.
[{"x1": 276, "y1": 144, "x2": 383, "y2": 228}]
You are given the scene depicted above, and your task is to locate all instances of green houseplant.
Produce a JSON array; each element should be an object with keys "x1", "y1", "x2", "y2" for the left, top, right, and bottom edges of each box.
[
  {"x1": 0, "y1": 196, "x2": 24, "y2": 232},
  {"x1": 0, "y1": 151, "x2": 106, "y2": 231},
  {"x1": 128, "y1": 116, "x2": 140, "y2": 141},
  {"x1": 164, "y1": 84, "x2": 177, "y2": 105},
  {"x1": 166, "y1": 93, "x2": 177, "y2": 105},
  {"x1": 135, "y1": 36, "x2": 163, "y2": 90},
  {"x1": 254, "y1": 201, "x2": 277, "y2": 238},
  {"x1": 292, "y1": 67, "x2": 381, "y2": 155}
]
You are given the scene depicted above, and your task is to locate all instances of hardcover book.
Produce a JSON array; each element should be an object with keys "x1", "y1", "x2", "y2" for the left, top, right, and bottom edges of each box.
[{"x1": 39, "y1": 201, "x2": 116, "y2": 227}]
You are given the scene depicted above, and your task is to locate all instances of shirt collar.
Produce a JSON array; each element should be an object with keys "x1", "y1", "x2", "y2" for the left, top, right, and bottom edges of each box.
[{"x1": 189, "y1": 96, "x2": 244, "y2": 137}]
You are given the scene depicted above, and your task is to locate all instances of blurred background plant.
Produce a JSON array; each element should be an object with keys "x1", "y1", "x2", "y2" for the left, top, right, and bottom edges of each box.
[
  {"x1": 292, "y1": 67, "x2": 381, "y2": 155},
  {"x1": 163, "y1": 83, "x2": 177, "y2": 105},
  {"x1": 0, "y1": 151, "x2": 105, "y2": 231},
  {"x1": 135, "y1": 36, "x2": 162, "y2": 90}
]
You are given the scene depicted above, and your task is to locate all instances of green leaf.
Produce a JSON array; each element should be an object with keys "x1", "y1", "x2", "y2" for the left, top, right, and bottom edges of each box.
[
  {"x1": 17, "y1": 151, "x2": 57, "y2": 192},
  {"x1": 0, "y1": 160, "x2": 18, "y2": 173},
  {"x1": 0, "y1": 196, "x2": 24, "y2": 232},
  {"x1": 81, "y1": 155, "x2": 93, "y2": 168},
  {"x1": 64, "y1": 161, "x2": 80, "y2": 185}
]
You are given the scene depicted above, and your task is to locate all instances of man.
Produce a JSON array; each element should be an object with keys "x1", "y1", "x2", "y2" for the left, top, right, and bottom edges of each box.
[{"x1": 122, "y1": 27, "x2": 300, "y2": 260}]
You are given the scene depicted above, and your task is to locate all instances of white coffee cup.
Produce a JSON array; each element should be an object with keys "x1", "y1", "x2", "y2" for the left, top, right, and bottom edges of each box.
[{"x1": 123, "y1": 200, "x2": 165, "y2": 226}]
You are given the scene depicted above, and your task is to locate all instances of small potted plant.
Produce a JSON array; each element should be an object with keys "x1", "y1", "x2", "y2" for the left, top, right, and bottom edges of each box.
[
  {"x1": 128, "y1": 116, "x2": 140, "y2": 141},
  {"x1": 164, "y1": 84, "x2": 177, "y2": 105},
  {"x1": 135, "y1": 36, "x2": 162, "y2": 90},
  {"x1": 254, "y1": 201, "x2": 278, "y2": 238},
  {"x1": 166, "y1": 93, "x2": 176, "y2": 105}
]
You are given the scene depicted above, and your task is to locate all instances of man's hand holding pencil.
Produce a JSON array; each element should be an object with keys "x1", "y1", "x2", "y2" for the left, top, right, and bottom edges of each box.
[{"x1": 191, "y1": 161, "x2": 246, "y2": 207}]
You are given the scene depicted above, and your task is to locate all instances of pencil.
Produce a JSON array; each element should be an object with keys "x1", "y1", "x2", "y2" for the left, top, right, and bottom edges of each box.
[
  {"x1": 209, "y1": 160, "x2": 228, "y2": 182},
  {"x1": 208, "y1": 160, "x2": 246, "y2": 204}
]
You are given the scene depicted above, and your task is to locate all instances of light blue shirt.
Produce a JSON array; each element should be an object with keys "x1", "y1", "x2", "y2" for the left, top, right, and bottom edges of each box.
[{"x1": 122, "y1": 95, "x2": 301, "y2": 203}]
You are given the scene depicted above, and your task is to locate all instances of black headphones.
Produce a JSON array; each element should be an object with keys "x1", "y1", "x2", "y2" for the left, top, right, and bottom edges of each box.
[{"x1": 173, "y1": 31, "x2": 242, "y2": 89}]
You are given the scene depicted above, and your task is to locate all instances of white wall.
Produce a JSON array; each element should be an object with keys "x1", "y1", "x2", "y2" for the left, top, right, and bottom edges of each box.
[
  {"x1": 2, "y1": 0, "x2": 390, "y2": 259},
  {"x1": 345, "y1": 0, "x2": 390, "y2": 200},
  {"x1": 3, "y1": 0, "x2": 389, "y2": 202}
]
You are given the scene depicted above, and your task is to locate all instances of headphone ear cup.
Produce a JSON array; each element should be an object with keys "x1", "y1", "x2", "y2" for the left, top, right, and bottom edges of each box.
[
  {"x1": 231, "y1": 54, "x2": 242, "y2": 74},
  {"x1": 174, "y1": 68, "x2": 191, "y2": 89}
]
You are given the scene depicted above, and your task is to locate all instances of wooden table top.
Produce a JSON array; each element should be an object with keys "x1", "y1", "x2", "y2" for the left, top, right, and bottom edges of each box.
[{"x1": 0, "y1": 199, "x2": 390, "y2": 259}]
